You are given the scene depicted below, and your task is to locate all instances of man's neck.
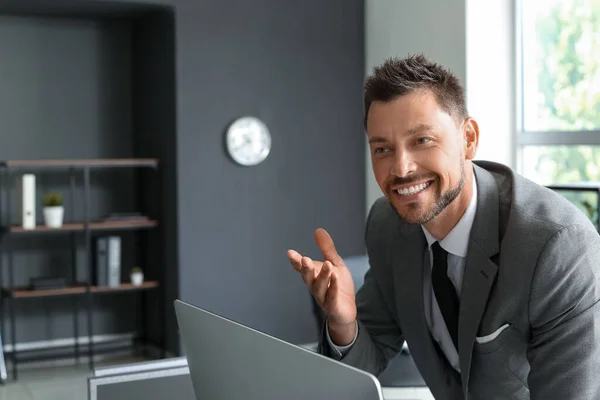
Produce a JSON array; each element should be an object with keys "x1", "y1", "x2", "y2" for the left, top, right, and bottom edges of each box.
[{"x1": 424, "y1": 165, "x2": 474, "y2": 240}]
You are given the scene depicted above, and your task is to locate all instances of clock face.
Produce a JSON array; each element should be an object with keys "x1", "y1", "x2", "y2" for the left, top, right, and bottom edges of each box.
[{"x1": 225, "y1": 117, "x2": 272, "y2": 166}]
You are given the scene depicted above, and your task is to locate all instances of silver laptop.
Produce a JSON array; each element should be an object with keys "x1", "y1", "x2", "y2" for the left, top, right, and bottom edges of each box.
[{"x1": 174, "y1": 299, "x2": 384, "y2": 400}]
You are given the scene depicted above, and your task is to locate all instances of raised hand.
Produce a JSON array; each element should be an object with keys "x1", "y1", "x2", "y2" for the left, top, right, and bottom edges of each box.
[{"x1": 288, "y1": 228, "x2": 357, "y2": 345}]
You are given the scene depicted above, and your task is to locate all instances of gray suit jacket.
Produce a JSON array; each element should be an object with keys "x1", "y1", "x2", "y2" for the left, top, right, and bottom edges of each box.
[{"x1": 320, "y1": 161, "x2": 600, "y2": 400}]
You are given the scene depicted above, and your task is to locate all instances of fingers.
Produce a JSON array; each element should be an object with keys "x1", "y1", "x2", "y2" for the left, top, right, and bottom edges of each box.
[
  {"x1": 314, "y1": 228, "x2": 344, "y2": 266},
  {"x1": 288, "y1": 247, "x2": 338, "y2": 310},
  {"x1": 311, "y1": 261, "x2": 333, "y2": 305},
  {"x1": 287, "y1": 249, "x2": 303, "y2": 272},
  {"x1": 300, "y1": 256, "x2": 318, "y2": 286},
  {"x1": 288, "y1": 249, "x2": 322, "y2": 286}
]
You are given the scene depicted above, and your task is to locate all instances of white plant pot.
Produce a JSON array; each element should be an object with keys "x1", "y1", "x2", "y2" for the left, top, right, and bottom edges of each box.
[
  {"x1": 43, "y1": 206, "x2": 64, "y2": 228},
  {"x1": 131, "y1": 272, "x2": 144, "y2": 286}
]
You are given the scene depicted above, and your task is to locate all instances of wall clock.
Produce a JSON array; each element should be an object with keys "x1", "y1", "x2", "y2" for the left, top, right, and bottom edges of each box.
[{"x1": 225, "y1": 116, "x2": 272, "y2": 166}]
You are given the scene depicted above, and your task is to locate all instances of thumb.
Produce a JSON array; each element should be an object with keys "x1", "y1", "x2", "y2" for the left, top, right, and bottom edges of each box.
[{"x1": 314, "y1": 228, "x2": 344, "y2": 266}]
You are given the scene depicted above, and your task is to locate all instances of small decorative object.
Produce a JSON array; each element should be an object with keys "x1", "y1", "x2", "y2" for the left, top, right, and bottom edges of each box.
[
  {"x1": 225, "y1": 116, "x2": 271, "y2": 166},
  {"x1": 42, "y1": 192, "x2": 64, "y2": 228},
  {"x1": 130, "y1": 266, "x2": 144, "y2": 286}
]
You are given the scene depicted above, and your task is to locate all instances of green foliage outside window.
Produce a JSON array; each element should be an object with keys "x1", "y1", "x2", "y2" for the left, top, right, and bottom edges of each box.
[{"x1": 522, "y1": 0, "x2": 600, "y2": 229}]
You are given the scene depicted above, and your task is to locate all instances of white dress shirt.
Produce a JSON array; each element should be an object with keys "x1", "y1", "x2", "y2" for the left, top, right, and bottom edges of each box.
[{"x1": 327, "y1": 177, "x2": 478, "y2": 372}]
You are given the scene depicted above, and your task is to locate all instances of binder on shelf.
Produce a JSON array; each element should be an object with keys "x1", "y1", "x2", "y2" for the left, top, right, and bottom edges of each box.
[
  {"x1": 107, "y1": 236, "x2": 121, "y2": 288},
  {"x1": 95, "y1": 236, "x2": 121, "y2": 287},
  {"x1": 21, "y1": 174, "x2": 36, "y2": 229}
]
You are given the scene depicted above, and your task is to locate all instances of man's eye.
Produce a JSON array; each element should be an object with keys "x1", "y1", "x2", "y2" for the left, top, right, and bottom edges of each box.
[
  {"x1": 374, "y1": 147, "x2": 389, "y2": 154},
  {"x1": 416, "y1": 137, "x2": 432, "y2": 145}
]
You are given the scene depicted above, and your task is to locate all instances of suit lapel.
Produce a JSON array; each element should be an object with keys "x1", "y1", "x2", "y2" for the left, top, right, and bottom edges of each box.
[
  {"x1": 458, "y1": 165, "x2": 500, "y2": 394},
  {"x1": 392, "y1": 223, "x2": 454, "y2": 397}
]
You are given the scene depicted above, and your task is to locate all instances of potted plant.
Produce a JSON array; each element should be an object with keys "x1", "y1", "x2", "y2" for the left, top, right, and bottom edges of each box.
[
  {"x1": 131, "y1": 266, "x2": 144, "y2": 286},
  {"x1": 43, "y1": 192, "x2": 64, "y2": 228}
]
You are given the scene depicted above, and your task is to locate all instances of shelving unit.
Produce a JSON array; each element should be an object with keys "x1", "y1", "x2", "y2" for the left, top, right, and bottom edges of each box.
[{"x1": 0, "y1": 158, "x2": 162, "y2": 381}]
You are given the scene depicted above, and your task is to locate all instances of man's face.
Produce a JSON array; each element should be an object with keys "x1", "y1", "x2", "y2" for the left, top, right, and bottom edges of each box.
[{"x1": 366, "y1": 90, "x2": 475, "y2": 225}]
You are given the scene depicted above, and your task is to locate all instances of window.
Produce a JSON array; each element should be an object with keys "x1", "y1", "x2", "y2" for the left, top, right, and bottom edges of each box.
[
  {"x1": 518, "y1": 0, "x2": 600, "y2": 229},
  {"x1": 518, "y1": 0, "x2": 600, "y2": 185}
]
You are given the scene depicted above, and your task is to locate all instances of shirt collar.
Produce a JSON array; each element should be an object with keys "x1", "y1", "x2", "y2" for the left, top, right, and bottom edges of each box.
[{"x1": 421, "y1": 175, "x2": 478, "y2": 257}]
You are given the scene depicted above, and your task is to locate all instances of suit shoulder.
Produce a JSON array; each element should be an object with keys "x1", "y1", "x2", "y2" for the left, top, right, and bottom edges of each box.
[
  {"x1": 510, "y1": 172, "x2": 595, "y2": 233},
  {"x1": 367, "y1": 197, "x2": 395, "y2": 221},
  {"x1": 475, "y1": 160, "x2": 597, "y2": 244},
  {"x1": 366, "y1": 197, "x2": 400, "y2": 233},
  {"x1": 365, "y1": 197, "x2": 396, "y2": 245}
]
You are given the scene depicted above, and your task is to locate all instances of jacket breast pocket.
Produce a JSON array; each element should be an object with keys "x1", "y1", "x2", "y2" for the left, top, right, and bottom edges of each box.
[
  {"x1": 469, "y1": 324, "x2": 530, "y2": 400},
  {"x1": 474, "y1": 323, "x2": 511, "y2": 349}
]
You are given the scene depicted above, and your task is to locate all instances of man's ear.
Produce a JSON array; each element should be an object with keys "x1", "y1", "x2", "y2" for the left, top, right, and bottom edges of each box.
[{"x1": 463, "y1": 118, "x2": 479, "y2": 160}]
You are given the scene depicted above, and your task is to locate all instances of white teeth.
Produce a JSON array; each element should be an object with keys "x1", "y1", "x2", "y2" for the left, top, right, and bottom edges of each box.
[{"x1": 397, "y1": 182, "x2": 430, "y2": 196}]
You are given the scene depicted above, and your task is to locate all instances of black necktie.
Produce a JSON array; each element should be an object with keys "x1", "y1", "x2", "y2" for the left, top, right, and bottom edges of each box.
[{"x1": 431, "y1": 242, "x2": 460, "y2": 350}]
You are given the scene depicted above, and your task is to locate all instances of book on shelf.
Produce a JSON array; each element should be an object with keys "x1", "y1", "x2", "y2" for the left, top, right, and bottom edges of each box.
[
  {"x1": 95, "y1": 236, "x2": 121, "y2": 287},
  {"x1": 29, "y1": 276, "x2": 67, "y2": 290}
]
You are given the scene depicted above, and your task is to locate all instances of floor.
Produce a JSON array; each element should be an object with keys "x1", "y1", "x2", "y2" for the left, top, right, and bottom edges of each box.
[{"x1": 0, "y1": 353, "x2": 153, "y2": 400}]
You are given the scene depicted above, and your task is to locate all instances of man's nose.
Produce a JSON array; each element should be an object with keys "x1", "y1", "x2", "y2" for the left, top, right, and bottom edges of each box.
[{"x1": 390, "y1": 150, "x2": 416, "y2": 177}]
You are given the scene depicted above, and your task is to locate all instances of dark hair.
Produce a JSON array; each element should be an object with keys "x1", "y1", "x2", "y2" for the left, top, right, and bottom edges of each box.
[{"x1": 363, "y1": 54, "x2": 468, "y2": 128}]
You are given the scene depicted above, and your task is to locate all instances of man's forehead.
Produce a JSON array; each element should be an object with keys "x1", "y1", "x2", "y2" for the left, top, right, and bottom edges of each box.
[
  {"x1": 367, "y1": 96, "x2": 458, "y2": 136},
  {"x1": 368, "y1": 94, "x2": 440, "y2": 124}
]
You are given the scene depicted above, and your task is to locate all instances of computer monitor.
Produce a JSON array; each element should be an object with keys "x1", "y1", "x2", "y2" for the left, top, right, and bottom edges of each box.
[
  {"x1": 546, "y1": 183, "x2": 600, "y2": 231},
  {"x1": 174, "y1": 299, "x2": 384, "y2": 400}
]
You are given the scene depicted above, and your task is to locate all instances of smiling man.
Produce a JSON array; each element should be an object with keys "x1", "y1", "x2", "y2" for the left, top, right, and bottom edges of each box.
[{"x1": 288, "y1": 55, "x2": 600, "y2": 400}]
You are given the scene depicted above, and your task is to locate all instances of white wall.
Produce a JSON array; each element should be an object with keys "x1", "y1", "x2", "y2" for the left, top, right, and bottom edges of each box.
[
  {"x1": 466, "y1": 0, "x2": 516, "y2": 169},
  {"x1": 364, "y1": 0, "x2": 515, "y2": 215}
]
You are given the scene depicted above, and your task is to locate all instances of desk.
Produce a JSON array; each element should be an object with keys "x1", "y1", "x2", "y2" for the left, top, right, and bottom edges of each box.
[{"x1": 382, "y1": 387, "x2": 434, "y2": 399}]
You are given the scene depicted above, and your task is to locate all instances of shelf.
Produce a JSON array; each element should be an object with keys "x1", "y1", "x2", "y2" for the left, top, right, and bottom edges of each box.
[
  {"x1": 5, "y1": 219, "x2": 158, "y2": 233},
  {"x1": 0, "y1": 158, "x2": 158, "y2": 169},
  {"x1": 92, "y1": 282, "x2": 159, "y2": 293},
  {"x1": 2, "y1": 281, "x2": 159, "y2": 298}
]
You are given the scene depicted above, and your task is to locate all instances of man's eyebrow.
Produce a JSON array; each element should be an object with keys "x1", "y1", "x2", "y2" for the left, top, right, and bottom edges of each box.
[
  {"x1": 406, "y1": 124, "x2": 435, "y2": 136},
  {"x1": 368, "y1": 137, "x2": 387, "y2": 144},
  {"x1": 368, "y1": 124, "x2": 435, "y2": 144}
]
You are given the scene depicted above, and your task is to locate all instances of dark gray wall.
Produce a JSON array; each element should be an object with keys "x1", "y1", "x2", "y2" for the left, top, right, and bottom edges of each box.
[
  {"x1": 170, "y1": 0, "x2": 365, "y2": 347},
  {"x1": 114, "y1": 0, "x2": 366, "y2": 349},
  {"x1": 0, "y1": 15, "x2": 141, "y2": 345},
  {"x1": 0, "y1": 0, "x2": 365, "y2": 356}
]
